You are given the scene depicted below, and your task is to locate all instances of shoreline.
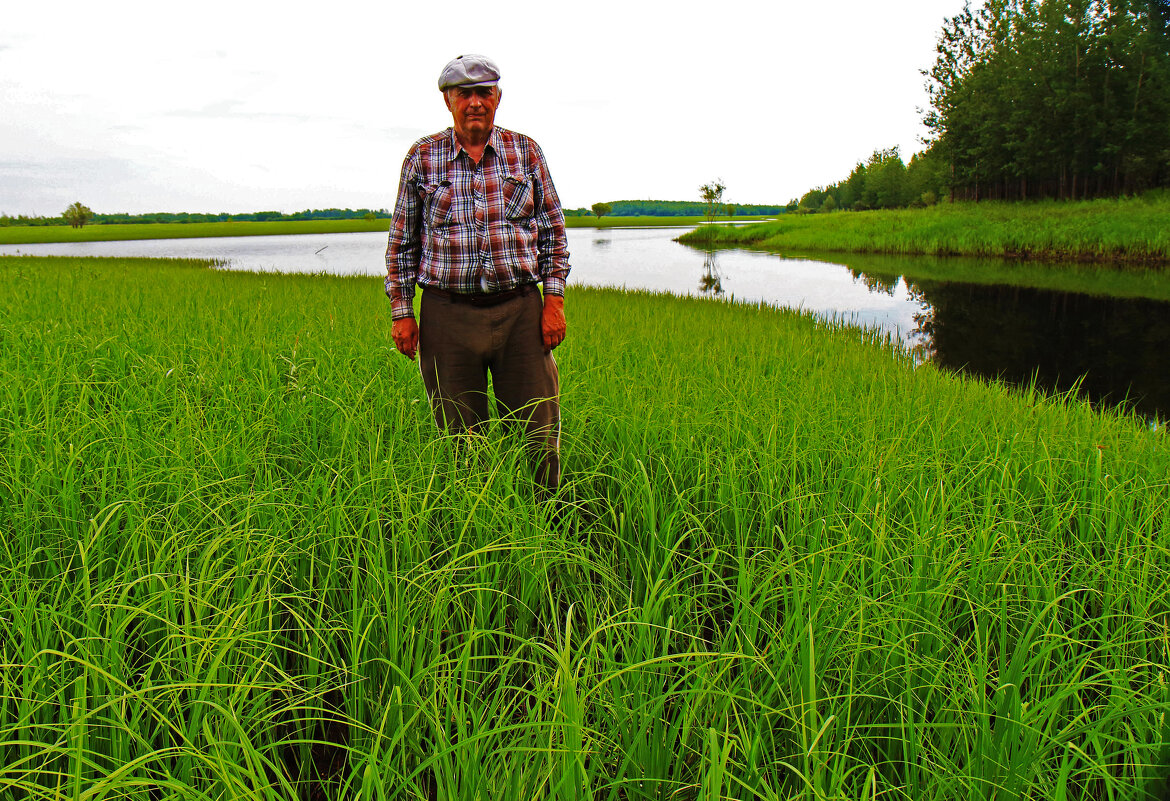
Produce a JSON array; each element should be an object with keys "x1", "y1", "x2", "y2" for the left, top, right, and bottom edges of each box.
[{"x1": 678, "y1": 196, "x2": 1170, "y2": 266}]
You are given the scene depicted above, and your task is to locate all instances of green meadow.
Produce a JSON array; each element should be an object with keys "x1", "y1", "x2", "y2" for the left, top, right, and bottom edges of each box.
[
  {"x1": 0, "y1": 216, "x2": 763, "y2": 245},
  {"x1": 572, "y1": 215, "x2": 769, "y2": 229},
  {"x1": 681, "y1": 195, "x2": 1170, "y2": 265},
  {"x1": 1, "y1": 255, "x2": 1168, "y2": 799}
]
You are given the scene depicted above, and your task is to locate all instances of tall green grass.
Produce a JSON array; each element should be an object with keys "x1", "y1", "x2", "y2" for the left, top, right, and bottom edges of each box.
[
  {"x1": 681, "y1": 195, "x2": 1170, "y2": 264},
  {"x1": 1, "y1": 255, "x2": 1167, "y2": 799}
]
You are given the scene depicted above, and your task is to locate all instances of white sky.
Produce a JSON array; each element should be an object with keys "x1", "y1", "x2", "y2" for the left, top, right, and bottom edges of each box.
[{"x1": 0, "y1": 0, "x2": 963, "y2": 216}]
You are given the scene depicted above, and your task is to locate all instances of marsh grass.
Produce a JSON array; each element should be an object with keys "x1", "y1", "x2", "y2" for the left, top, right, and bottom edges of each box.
[
  {"x1": 681, "y1": 195, "x2": 1170, "y2": 265},
  {"x1": 1, "y1": 255, "x2": 1167, "y2": 799}
]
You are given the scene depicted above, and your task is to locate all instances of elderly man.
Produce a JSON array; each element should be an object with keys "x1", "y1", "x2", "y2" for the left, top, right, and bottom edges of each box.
[{"x1": 385, "y1": 54, "x2": 570, "y2": 495}]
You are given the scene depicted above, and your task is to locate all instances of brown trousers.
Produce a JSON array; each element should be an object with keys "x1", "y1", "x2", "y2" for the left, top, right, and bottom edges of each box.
[{"x1": 418, "y1": 285, "x2": 561, "y2": 492}]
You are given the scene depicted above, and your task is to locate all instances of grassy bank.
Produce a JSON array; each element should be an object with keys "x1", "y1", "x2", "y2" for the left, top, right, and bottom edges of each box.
[
  {"x1": 0, "y1": 216, "x2": 765, "y2": 245},
  {"x1": 1, "y1": 255, "x2": 1167, "y2": 799},
  {"x1": 569, "y1": 215, "x2": 769, "y2": 229},
  {"x1": 0, "y1": 218, "x2": 390, "y2": 244},
  {"x1": 680, "y1": 195, "x2": 1170, "y2": 264}
]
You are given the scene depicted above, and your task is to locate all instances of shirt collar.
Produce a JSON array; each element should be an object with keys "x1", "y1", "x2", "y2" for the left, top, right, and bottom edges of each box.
[{"x1": 446, "y1": 126, "x2": 499, "y2": 161}]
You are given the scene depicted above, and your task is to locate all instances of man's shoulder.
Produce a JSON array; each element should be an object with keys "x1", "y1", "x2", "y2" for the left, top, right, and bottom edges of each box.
[
  {"x1": 407, "y1": 129, "x2": 455, "y2": 158},
  {"x1": 490, "y1": 127, "x2": 549, "y2": 169},
  {"x1": 491, "y1": 126, "x2": 542, "y2": 150}
]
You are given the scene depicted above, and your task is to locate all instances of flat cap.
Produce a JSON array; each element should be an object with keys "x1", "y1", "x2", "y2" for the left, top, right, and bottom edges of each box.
[{"x1": 437, "y1": 54, "x2": 501, "y2": 91}]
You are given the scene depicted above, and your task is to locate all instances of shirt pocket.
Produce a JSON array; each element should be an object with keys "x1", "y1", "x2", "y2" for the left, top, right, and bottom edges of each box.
[
  {"x1": 502, "y1": 175, "x2": 535, "y2": 221},
  {"x1": 420, "y1": 180, "x2": 453, "y2": 228}
]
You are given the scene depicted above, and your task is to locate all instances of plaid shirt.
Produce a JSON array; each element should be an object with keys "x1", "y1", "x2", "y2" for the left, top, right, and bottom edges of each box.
[{"x1": 384, "y1": 126, "x2": 571, "y2": 320}]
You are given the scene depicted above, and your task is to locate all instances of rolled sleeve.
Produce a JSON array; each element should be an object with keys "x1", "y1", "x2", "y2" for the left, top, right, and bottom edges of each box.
[{"x1": 385, "y1": 151, "x2": 422, "y2": 320}]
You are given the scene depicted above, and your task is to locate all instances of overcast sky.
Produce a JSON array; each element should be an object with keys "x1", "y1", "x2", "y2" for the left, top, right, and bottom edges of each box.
[{"x1": 1, "y1": 0, "x2": 965, "y2": 216}]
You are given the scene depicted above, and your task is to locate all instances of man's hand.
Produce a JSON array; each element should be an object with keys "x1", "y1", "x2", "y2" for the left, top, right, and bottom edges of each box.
[
  {"x1": 542, "y1": 295, "x2": 567, "y2": 352},
  {"x1": 392, "y1": 317, "x2": 419, "y2": 360}
]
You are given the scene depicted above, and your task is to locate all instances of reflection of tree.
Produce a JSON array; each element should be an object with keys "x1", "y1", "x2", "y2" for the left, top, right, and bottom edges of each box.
[
  {"x1": 699, "y1": 249, "x2": 724, "y2": 296},
  {"x1": 907, "y1": 284, "x2": 938, "y2": 364},
  {"x1": 849, "y1": 269, "x2": 899, "y2": 296},
  {"x1": 906, "y1": 279, "x2": 1170, "y2": 418},
  {"x1": 903, "y1": 284, "x2": 940, "y2": 362}
]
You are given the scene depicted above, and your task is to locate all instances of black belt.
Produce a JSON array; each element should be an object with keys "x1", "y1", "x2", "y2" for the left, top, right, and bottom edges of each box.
[{"x1": 424, "y1": 284, "x2": 534, "y2": 307}]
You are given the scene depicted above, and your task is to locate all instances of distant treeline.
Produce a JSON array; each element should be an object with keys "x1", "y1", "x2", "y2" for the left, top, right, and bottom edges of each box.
[
  {"x1": 0, "y1": 208, "x2": 390, "y2": 227},
  {"x1": 797, "y1": 0, "x2": 1170, "y2": 212},
  {"x1": 564, "y1": 200, "x2": 785, "y2": 217},
  {"x1": 795, "y1": 148, "x2": 948, "y2": 213},
  {"x1": 3, "y1": 202, "x2": 783, "y2": 226}
]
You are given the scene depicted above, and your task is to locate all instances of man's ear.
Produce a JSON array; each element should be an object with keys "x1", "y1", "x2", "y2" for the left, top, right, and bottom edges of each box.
[{"x1": 443, "y1": 90, "x2": 453, "y2": 112}]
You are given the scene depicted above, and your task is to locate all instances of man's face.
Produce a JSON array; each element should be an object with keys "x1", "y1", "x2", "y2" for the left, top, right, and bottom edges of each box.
[{"x1": 444, "y1": 85, "x2": 501, "y2": 140}]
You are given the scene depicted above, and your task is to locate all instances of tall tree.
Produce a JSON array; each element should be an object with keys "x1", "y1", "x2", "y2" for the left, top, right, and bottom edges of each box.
[
  {"x1": 699, "y1": 179, "x2": 727, "y2": 223},
  {"x1": 863, "y1": 148, "x2": 910, "y2": 209}
]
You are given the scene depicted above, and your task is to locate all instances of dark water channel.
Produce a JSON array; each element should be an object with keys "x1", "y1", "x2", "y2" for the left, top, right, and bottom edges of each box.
[
  {"x1": 896, "y1": 277, "x2": 1169, "y2": 420},
  {"x1": 3, "y1": 228, "x2": 1166, "y2": 419}
]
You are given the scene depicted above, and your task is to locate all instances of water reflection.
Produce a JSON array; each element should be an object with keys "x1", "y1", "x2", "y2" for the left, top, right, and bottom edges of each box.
[
  {"x1": 698, "y1": 249, "x2": 724, "y2": 296},
  {"x1": 853, "y1": 271, "x2": 898, "y2": 297},
  {"x1": 849, "y1": 268, "x2": 1170, "y2": 418}
]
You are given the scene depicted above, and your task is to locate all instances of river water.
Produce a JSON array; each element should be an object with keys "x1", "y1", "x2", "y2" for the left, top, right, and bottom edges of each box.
[{"x1": 4, "y1": 227, "x2": 1167, "y2": 419}]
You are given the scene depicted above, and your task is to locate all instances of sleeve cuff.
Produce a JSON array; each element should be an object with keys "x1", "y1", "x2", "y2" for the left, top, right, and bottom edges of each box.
[
  {"x1": 385, "y1": 272, "x2": 416, "y2": 319},
  {"x1": 542, "y1": 275, "x2": 566, "y2": 296},
  {"x1": 391, "y1": 296, "x2": 415, "y2": 320}
]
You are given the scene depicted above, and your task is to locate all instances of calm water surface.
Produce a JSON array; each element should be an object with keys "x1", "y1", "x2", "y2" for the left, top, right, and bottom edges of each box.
[{"x1": 4, "y1": 228, "x2": 1166, "y2": 418}]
